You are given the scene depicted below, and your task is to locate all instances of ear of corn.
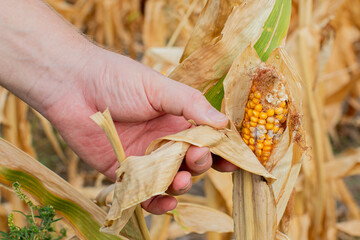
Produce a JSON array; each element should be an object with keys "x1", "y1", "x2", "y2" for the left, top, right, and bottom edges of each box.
[{"x1": 236, "y1": 67, "x2": 289, "y2": 166}]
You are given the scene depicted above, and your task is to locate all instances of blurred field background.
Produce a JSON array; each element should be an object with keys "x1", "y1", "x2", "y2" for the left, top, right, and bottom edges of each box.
[{"x1": 0, "y1": 0, "x2": 360, "y2": 239}]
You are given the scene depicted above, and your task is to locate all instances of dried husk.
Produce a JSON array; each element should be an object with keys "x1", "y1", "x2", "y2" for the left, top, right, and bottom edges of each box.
[
  {"x1": 171, "y1": 202, "x2": 233, "y2": 234},
  {"x1": 336, "y1": 220, "x2": 360, "y2": 237},
  {"x1": 102, "y1": 124, "x2": 276, "y2": 232},
  {"x1": 168, "y1": 0, "x2": 275, "y2": 91},
  {"x1": 207, "y1": 169, "x2": 233, "y2": 213},
  {"x1": 223, "y1": 45, "x2": 305, "y2": 239},
  {"x1": 325, "y1": 148, "x2": 360, "y2": 180},
  {"x1": 180, "y1": 0, "x2": 239, "y2": 61}
]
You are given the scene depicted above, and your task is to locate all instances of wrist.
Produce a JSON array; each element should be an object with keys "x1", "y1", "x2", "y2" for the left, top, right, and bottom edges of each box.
[{"x1": 0, "y1": 0, "x2": 96, "y2": 115}]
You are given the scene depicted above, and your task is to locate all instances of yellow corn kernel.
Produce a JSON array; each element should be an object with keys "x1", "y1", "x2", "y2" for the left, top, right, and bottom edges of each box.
[
  {"x1": 258, "y1": 119, "x2": 266, "y2": 125},
  {"x1": 273, "y1": 125, "x2": 280, "y2": 133},
  {"x1": 255, "y1": 149, "x2": 262, "y2": 156},
  {"x1": 258, "y1": 133, "x2": 266, "y2": 139},
  {"x1": 243, "y1": 128, "x2": 250, "y2": 135},
  {"x1": 249, "y1": 145, "x2": 255, "y2": 151},
  {"x1": 264, "y1": 139, "x2": 272, "y2": 145},
  {"x1": 280, "y1": 101, "x2": 286, "y2": 108},
  {"x1": 266, "y1": 109, "x2": 275, "y2": 117},
  {"x1": 276, "y1": 114, "x2": 284, "y2": 121},
  {"x1": 259, "y1": 112, "x2": 267, "y2": 119},
  {"x1": 250, "y1": 122, "x2": 257, "y2": 127},
  {"x1": 243, "y1": 138, "x2": 249, "y2": 144},
  {"x1": 263, "y1": 151, "x2": 271, "y2": 157},
  {"x1": 266, "y1": 123, "x2": 274, "y2": 130},
  {"x1": 250, "y1": 116, "x2": 258, "y2": 123},
  {"x1": 249, "y1": 138, "x2": 255, "y2": 145},
  {"x1": 247, "y1": 109, "x2": 253, "y2": 117},
  {"x1": 275, "y1": 107, "x2": 284, "y2": 115},
  {"x1": 251, "y1": 85, "x2": 257, "y2": 92},
  {"x1": 257, "y1": 138, "x2": 265, "y2": 143},
  {"x1": 252, "y1": 98, "x2": 260, "y2": 105},
  {"x1": 266, "y1": 117, "x2": 275, "y2": 124},
  {"x1": 249, "y1": 101, "x2": 256, "y2": 108},
  {"x1": 252, "y1": 110, "x2": 259, "y2": 117},
  {"x1": 243, "y1": 134, "x2": 250, "y2": 140},
  {"x1": 254, "y1": 91, "x2": 261, "y2": 99},
  {"x1": 263, "y1": 145, "x2": 272, "y2": 151},
  {"x1": 254, "y1": 104, "x2": 262, "y2": 112},
  {"x1": 257, "y1": 142, "x2": 264, "y2": 149},
  {"x1": 249, "y1": 93, "x2": 254, "y2": 100}
]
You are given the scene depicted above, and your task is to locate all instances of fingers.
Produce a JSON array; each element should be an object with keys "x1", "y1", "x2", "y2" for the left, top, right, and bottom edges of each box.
[
  {"x1": 141, "y1": 195, "x2": 177, "y2": 215},
  {"x1": 144, "y1": 73, "x2": 228, "y2": 129},
  {"x1": 141, "y1": 153, "x2": 237, "y2": 215},
  {"x1": 183, "y1": 146, "x2": 212, "y2": 176},
  {"x1": 212, "y1": 155, "x2": 239, "y2": 172},
  {"x1": 142, "y1": 171, "x2": 192, "y2": 215},
  {"x1": 166, "y1": 171, "x2": 192, "y2": 195}
]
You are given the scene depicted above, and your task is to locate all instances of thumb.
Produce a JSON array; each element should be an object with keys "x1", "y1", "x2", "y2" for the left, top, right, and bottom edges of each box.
[{"x1": 145, "y1": 73, "x2": 228, "y2": 129}]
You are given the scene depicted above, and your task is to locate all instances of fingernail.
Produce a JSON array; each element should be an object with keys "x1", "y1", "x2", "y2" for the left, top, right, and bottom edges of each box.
[
  {"x1": 207, "y1": 108, "x2": 228, "y2": 123},
  {"x1": 195, "y1": 152, "x2": 210, "y2": 166}
]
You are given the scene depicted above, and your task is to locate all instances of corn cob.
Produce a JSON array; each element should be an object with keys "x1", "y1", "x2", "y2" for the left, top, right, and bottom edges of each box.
[{"x1": 237, "y1": 67, "x2": 289, "y2": 165}]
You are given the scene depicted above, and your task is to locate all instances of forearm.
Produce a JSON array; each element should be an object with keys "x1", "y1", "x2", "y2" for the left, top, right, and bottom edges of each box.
[{"x1": 0, "y1": 0, "x2": 93, "y2": 114}]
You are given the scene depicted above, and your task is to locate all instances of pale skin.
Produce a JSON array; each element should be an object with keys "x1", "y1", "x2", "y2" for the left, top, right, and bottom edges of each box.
[{"x1": 0, "y1": 0, "x2": 238, "y2": 214}]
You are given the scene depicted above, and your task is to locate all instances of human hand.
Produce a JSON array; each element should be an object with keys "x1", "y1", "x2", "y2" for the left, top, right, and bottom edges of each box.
[{"x1": 42, "y1": 47, "x2": 238, "y2": 214}]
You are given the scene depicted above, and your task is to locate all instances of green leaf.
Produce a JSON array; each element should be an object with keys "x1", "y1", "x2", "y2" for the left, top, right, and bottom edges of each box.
[
  {"x1": 0, "y1": 167, "x2": 123, "y2": 240},
  {"x1": 205, "y1": 75, "x2": 225, "y2": 111},
  {"x1": 254, "y1": 0, "x2": 291, "y2": 62},
  {"x1": 205, "y1": 0, "x2": 291, "y2": 109}
]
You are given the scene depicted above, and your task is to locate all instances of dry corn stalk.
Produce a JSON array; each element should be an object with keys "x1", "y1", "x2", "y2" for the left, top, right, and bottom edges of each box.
[{"x1": 223, "y1": 45, "x2": 306, "y2": 239}]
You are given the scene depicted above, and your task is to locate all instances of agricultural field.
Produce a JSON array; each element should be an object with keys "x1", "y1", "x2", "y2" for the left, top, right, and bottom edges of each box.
[{"x1": 0, "y1": 0, "x2": 360, "y2": 239}]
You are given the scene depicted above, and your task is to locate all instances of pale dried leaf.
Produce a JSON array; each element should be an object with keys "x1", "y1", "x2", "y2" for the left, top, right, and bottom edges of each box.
[
  {"x1": 106, "y1": 141, "x2": 188, "y2": 222},
  {"x1": 325, "y1": 148, "x2": 360, "y2": 180},
  {"x1": 171, "y1": 203, "x2": 233, "y2": 234},
  {"x1": 180, "y1": 0, "x2": 237, "y2": 61},
  {"x1": 105, "y1": 124, "x2": 275, "y2": 230},
  {"x1": 207, "y1": 169, "x2": 233, "y2": 212},
  {"x1": 276, "y1": 231, "x2": 290, "y2": 240},
  {"x1": 169, "y1": 0, "x2": 275, "y2": 91},
  {"x1": 337, "y1": 220, "x2": 360, "y2": 237}
]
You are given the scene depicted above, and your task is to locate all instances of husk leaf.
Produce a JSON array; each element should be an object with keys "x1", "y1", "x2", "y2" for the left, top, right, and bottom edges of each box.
[
  {"x1": 105, "y1": 125, "x2": 275, "y2": 224},
  {"x1": 180, "y1": 0, "x2": 239, "y2": 61},
  {"x1": 168, "y1": 0, "x2": 275, "y2": 91},
  {"x1": 171, "y1": 202, "x2": 233, "y2": 234}
]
